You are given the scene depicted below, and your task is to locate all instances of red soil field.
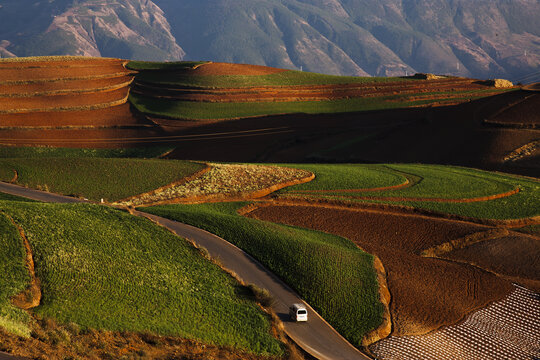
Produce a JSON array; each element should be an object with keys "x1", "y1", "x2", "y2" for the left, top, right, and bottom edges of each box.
[
  {"x1": 186, "y1": 62, "x2": 288, "y2": 76},
  {"x1": 0, "y1": 75, "x2": 133, "y2": 96},
  {"x1": 0, "y1": 64, "x2": 131, "y2": 82},
  {"x1": 246, "y1": 204, "x2": 513, "y2": 336},
  {"x1": 0, "y1": 87, "x2": 129, "y2": 113},
  {"x1": 0, "y1": 103, "x2": 146, "y2": 128},
  {"x1": 444, "y1": 234, "x2": 540, "y2": 292},
  {"x1": 0, "y1": 58, "x2": 125, "y2": 69}
]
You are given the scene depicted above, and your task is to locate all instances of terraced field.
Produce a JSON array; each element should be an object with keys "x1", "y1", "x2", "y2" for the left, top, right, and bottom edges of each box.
[
  {"x1": 0, "y1": 56, "x2": 161, "y2": 147},
  {"x1": 129, "y1": 62, "x2": 512, "y2": 123}
]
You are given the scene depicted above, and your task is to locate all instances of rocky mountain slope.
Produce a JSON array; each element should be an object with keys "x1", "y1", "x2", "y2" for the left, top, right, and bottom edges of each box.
[{"x1": 1, "y1": 0, "x2": 539, "y2": 81}]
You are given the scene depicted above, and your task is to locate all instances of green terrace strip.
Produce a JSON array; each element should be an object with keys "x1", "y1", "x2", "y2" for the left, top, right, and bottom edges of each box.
[
  {"x1": 0, "y1": 158, "x2": 205, "y2": 202},
  {"x1": 0, "y1": 146, "x2": 174, "y2": 159},
  {"x1": 278, "y1": 164, "x2": 540, "y2": 220},
  {"x1": 126, "y1": 61, "x2": 210, "y2": 71},
  {"x1": 134, "y1": 69, "x2": 412, "y2": 88},
  {"x1": 0, "y1": 201, "x2": 282, "y2": 355},
  {"x1": 129, "y1": 92, "x2": 492, "y2": 120},
  {"x1": 141, "y1": 202, "x2": 384, "y2": 347},
  {"x1": 0, "y1": 212, "x2": 31, "y2": 337},
  {"x1": 0, "y1": 192, "x2": 35, "y2": 202}
]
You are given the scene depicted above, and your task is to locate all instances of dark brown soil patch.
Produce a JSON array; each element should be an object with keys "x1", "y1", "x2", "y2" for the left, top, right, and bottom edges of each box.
[
  {"x1": 486, "y1": 93, "x2": 540, "y2": 127},
  {"x1": 188, "y1": 62, "x2": 288, "y2": 76},
  {"x1": 246, "y1": 204, "x2": 513, "y2": 336},
  {"x1": 444, "y1": 234, "x2": 540, "y2": 292}
]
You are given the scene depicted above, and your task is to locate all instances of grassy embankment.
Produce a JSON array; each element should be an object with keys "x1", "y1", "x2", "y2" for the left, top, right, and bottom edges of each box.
[
  {"x1": 126, "y1": 61, "x2": 210, "y2": 71},
  {"x1": 0, "y1": 158, "x2": 205, "y2": 202},
  {"x1": 0, "y1": 213, "x2": 31, "y2": 337},
  {"x1": 142, "y1": 202, "x2": 383, "y2": 348},
  {"x1": 277, "y1": 164, "x2": 540, "y2": 220},
  {"x1": 0, "y1": 146, "x2": 174, "y2": 159},
  {"x1": 0, "y1": 200, "x2": 283, "y2": 356}
]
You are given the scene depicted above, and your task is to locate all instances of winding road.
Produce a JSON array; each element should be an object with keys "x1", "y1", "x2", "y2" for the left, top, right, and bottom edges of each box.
[{"x1": 0, "y1": 182, "x2": 371, "y2": 360}]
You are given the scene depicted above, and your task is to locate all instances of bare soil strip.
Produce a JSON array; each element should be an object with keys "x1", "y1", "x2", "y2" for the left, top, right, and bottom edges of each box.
[
  {"x1": 2, "y1": 213, "x2": 41, "y2": 310},
  {"x1": 0, "y1": 65, "x2": 131, "y2": 82},
  {"x1": 182, "y1": 62, "x2": 288, "y2": 76}
]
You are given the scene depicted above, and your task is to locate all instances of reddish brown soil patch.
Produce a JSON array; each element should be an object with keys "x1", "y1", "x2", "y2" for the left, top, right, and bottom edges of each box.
[
  {"x1": 0, "y1": 87, "x2": 129, "y2": 113},
  {"x1": 0, "y1": 58, "x2": 125, "y2": 69},
  {"x1": 0, "y1": 75, "x2": 133, "y2": 96},
  {"x1": 0, "y1": 64, "x2": 131, "y2": 83},
  {"x1": 0, "y1": 103, "x2": 146, "y2": 128},
  {"x1": 246, "y1": 204, "x2": 513, "y2": 336},
  {"x1": 188, "y1": 62, "x2": 288, "y2": 76},
  {"x1": 444, "y1": 233, "x2": 540, "y2": 292}
]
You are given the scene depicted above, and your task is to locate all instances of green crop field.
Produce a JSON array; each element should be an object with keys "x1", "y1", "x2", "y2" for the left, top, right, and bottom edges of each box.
[
  {"x1": 0, "y1": 201, "x2": 282, "y2": 355},
  {"x1": 0, "y1": 146, "x2": 174, "y2": 159},
  {"x1": 141, "y1": 202, "x2": 384, "y2": 347},
  {"x1": 129, "y1": 92, "x2": 489, "y2": 120},
  {"x1": 278, "y1": 163, "x2": 540, "y2": 220},
  {"x1": 0, "y1": 212, "x2": 31, "y2": 337},
  {"x1": 0, "y1": 158, "x2": 205, "y2": 202},
  {"x1": 126, "y1": 61, "x2": 210, "y2": 71},
  {"x1": 134, "y1": 69, "x2": 412, "y2": 88}
]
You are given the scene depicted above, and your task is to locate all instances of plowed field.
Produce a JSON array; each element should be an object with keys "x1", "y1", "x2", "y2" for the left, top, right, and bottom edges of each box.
[
  {"x1": 486, "y1": 93, "x2": 540, "y2": 127},
  {"x1": 246, "y1": 204, "x2": 514, "y2": 335},
  {"x1": 185, "y1": 62, "x2": 287, "y2": 76},
  {"x1": 0, "y1": 87, "x2": 129, "y2": 113},
  {"x1": 0, "y1": 64, "x2": 131, "y2": 82},
  {"x1": 0, "y1": 103, "x2": 148, "y2": 128},
  {"x1": 0, "y1": 75, "x2": 133, "y2": 96}
]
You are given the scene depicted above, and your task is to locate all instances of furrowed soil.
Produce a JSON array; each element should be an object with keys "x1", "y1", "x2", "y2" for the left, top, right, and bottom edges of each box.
[
  {"x1": 0, "y1": 75, "x2": 133, "y2": 97},
  {"x1": 444, "y1": 234, "x2": 540, "y2": 292},
  {"x1": 0, "y1": 87, "x2": 129, "y2": 112},
  {"x1": 246, "y1": 204, "x2": 514, "y2": 335},
  {"x1": 0, "y1": 103, "x2": 150, "y2": 128},
  {"x1": 0, "y1": 64, "x2": 130, "y2": 82},
  {"x1": 485, "y1": 93, "x2": 540, "y2": 127}
]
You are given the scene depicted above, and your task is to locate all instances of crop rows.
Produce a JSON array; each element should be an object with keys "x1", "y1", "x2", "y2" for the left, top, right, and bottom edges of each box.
[{"x1": 370, "y1": 285, "x2": 540, "y2": 360}]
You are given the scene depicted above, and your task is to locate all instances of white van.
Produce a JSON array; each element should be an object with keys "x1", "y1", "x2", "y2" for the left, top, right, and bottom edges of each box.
[{"x1": 289, "y1": 303, "x2": 308, "y2": 322}]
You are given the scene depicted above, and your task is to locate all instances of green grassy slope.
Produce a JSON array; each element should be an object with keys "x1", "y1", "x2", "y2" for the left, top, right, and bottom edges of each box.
[
  {"x1": 126, "y1": 61, "x2": 209, "y2": 71},
  {"x1": 0, "y1": 146, "x2": 174, "y2": 159},
  {"x1": 141, "y1": 202, "x2": 383, "y2": 348},
  {"x1": 0, "y1": 158, "x2": 205, "y2": 202},
  {"x1": 0, "y1": 212, "x2": 31, "y2": 337},
  {"x1": 0, "y1": 201, "x2": 282, "y2": 355}
]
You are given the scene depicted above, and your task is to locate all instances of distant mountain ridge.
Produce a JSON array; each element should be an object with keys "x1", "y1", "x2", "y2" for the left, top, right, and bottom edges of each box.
[{"x1": 1, "y1": 0, "x2": 539, "y2": 81}]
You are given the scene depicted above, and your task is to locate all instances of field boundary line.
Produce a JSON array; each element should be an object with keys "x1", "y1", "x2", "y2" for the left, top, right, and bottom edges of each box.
[{"x1": 1, "y1": 212, "x2": 41, "y2": 310}]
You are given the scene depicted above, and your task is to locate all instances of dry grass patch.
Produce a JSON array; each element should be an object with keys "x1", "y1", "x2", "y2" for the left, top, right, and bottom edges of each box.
[{"x1": 122, "y1": 163, "x2": 313, "y2": 206}]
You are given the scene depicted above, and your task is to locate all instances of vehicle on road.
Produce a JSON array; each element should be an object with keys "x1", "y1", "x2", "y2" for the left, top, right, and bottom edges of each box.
[{"x1": 289, "y1": 303, "x2": 308, "y2": 322}]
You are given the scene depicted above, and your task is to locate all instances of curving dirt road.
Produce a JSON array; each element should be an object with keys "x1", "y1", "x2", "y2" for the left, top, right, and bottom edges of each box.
[{"x1": 0, "y1": 182, "x2": 371, "y2": 360}]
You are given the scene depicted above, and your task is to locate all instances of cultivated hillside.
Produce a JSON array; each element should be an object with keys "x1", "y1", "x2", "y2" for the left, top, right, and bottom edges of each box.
[{"x1": 1, "y1": 0, "x2": 539, "y2": 82}]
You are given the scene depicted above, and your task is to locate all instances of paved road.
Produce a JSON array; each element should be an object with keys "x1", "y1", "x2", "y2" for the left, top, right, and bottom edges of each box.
[{"x1": 0, "y1": 182, "x2": 371, "y2": 360}]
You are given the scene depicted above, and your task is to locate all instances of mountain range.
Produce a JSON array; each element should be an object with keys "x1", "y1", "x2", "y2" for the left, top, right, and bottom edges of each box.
[{"x1": 1, "y1": 0, "x2": 539, "y2": 81}]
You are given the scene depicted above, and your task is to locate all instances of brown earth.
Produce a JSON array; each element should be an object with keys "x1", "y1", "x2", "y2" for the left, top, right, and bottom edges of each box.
[
  {"x1": 0, "y1": 64, "x2": 131, "y2": 83},
  {"x1": 443, "y1": 233, "x2": 540, "y2": 292},
  {"x1": 0, "y1": 87, "x2": 129, "y2": 113},
  {"x1": 485, "y1": 93, "x2": 540, "y2": 127},
  {"x1": 0, "y1": 75, "x2": 133, "y2": 97},
  {"x1": 0, "y1": 57, "x2": 126, "y2": 68},
  {"x1": 245, "y1": 204, "x2": 514, "y2": 336},
  {"x1": 186, "y1": 62, "x2": 288, "y2": 76},
  {"x1": 0, "y1": 103, "x2": 149, "y2": 128}
]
